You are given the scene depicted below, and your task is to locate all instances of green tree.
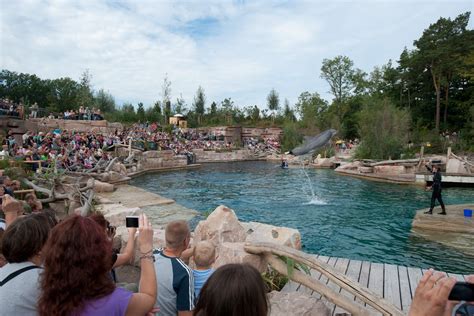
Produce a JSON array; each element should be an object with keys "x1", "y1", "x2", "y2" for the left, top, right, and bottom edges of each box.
[
  {"x1": 193, "y1": 86, "x2": 206, "y2": 125},
  {"x1": 47, "y1": 77, "x2": 81, "y2": 113},
  {"x1": 281, "y1": 122, "x2": 303, "y2": 152},
  {"x1": 283, "y1": 98, "x2": 296, "y2": 122},
  {"x1": 320, "y1": 55, "x2": 357, "y2": 103},
  {"x1": 221, "y1": 98, "x2": 235, "y2": 124},
  {"x1": 77, "y1": 69, "x2": 94, "y2": 107},
  {"x1": 120, "y1": 103, "x2": 136, "y2": 123},
  {"x1": 295, "y1": 91, "x2": 329, "y2": 130},
  {"x1": 209, "y1": 101, "x2": 217, "y2": 117},
  {"x1": 174, "y1": 94, "x2": 187, "y2": 115},
  {"x1": 249, "y1": 105, "x2": 260, "y2": 122},
  {"x1": 413, "y1": 12, "x2": 471, "y2": 130},
  {"x1": 137, "y1": 102, "x2": 145, "y2": 122},
  {"x1": 161, "y1": 73, "x2": 172, "y2": 125},
  {"x1": 94, "y1": 89, "x2": 116, "y2": 113},
  {"x1": 356, "y1": 98, "x2": 411, "y2": 159},
  {"x1": 267, "y1": 88, "x2": 280, "y2": 122}
]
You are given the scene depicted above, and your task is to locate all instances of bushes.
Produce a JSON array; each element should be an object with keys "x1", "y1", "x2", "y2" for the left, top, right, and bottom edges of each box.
[
  {"x1": 355, "y1": 99, "x2": 410, "y2": 160},
  {"x1": 280, "y1": 122, "x2": 303, "y2": 153}
]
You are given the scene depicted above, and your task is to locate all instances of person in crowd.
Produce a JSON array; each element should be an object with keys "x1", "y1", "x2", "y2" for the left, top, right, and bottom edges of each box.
[
  {"x1": 0, "y1": 212, "x2": 57, "y2": 315},
  {"x1": 38, "y1": 214, "x2": 156, "y2": 316},
  {"x1": 24, "y1": 193, "x2": 42, "y2": 213},
  {"x1": 425, "y1": 164, "x2": 446, "y2": 215},
  {"x1": 0, "y1": 145, "x2": 9, "y2": 160},
  {"x1": 191, "y1": 241, "x2": 216, "y2": 300},
  {"x1": 193, "y1": 264, "x2": 268, "y2": 316},
  {"x1": 152, "y1": 220, "x2": 194, "y2": 316},
  {"x1": 1, "y1": 194, "x2": 24, "y2": 228},
  {"x1": 30, "y1": 102, "x2": 39, "y2": 118},
  {"x1": 89, "y1": 213, "x2": 136, "y2": 277},
  {"x1": 408, "y1": 269, "x2": 474, "y2": 316}
]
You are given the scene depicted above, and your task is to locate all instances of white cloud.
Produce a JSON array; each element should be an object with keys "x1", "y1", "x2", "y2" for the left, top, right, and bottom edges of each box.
[{"x1": 1, "y1": 0, "x2": 471, "y2": 109}]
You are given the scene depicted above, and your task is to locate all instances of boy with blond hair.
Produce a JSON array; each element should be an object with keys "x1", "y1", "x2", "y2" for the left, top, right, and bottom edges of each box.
[{"x1": 192, "y1": 241, "x2": 216, "y2": 300}]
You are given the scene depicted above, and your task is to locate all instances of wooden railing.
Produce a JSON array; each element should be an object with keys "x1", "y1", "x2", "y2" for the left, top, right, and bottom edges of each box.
[{"x1": 244, "y1": 242, "x2": 404, "y2": 316}]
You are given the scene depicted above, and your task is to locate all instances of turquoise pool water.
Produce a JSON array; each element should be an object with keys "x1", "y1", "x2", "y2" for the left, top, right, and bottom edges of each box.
[{"x1": 131, "y1": 161, "x2": 474, "y2": 274}]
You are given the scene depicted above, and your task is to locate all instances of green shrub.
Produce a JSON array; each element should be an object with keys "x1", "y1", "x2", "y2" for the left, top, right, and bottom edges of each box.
[
  {"x1": 281, "y1": 122, "x2": 303, "y2": 152},
  {"x1": 355, "y1": 98, "x2": 411, "y2": 160}
]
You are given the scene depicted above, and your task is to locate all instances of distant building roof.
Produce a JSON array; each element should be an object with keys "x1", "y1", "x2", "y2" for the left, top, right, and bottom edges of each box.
[{"x1": 173, "y1": 113, "x2": 186, "y2": 118}]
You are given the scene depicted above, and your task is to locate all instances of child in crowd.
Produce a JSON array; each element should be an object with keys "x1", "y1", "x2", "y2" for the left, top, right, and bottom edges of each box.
[{"x1": 192, "y1": 241, "x2": 216, "y2": 300}]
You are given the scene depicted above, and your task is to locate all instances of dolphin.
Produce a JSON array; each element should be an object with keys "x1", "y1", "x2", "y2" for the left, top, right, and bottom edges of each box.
[{"x1": 289, "y1": 129, "x2": 337, "y2": 156}]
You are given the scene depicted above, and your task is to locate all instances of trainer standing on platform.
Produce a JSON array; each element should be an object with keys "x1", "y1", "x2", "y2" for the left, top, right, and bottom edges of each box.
[{"x1": 424, "y1": 164, "x2": 446, "y2": 215}]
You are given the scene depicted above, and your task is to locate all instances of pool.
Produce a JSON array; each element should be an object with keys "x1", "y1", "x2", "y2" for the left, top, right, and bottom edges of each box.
[{"x1": 131, "y1": 161, "x2": 474, "y2": 274}]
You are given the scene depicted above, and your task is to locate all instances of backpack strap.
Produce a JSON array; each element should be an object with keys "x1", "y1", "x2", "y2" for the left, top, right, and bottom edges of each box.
[{"x1": 0, "y1": 266, "x2": 41, "y2": 286}]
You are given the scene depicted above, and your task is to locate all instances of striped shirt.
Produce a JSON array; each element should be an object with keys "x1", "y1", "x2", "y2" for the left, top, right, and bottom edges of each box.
[
  {"x1": 153, "y1": 250, "x2": 194, "y2": 316},
  {"x1": 193, "y1": 268, "x2": 214, "y2": 301}
]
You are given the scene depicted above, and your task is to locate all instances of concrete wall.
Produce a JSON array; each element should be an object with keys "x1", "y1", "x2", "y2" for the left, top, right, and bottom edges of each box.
[
  {"x1": 26, "y1": 118, "x2": 123, "y2": 134},
  {"x1": 193, "y1": 148, "x2": 257, "y2": 162},
  {"x1": 190, "y1": 126, "x2": 283, "y2": 144}
]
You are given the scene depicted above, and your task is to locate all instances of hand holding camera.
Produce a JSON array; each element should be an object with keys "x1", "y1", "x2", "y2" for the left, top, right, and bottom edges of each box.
[{"x1": 134, "y1": 214, "x2": 153, "y2": 255}]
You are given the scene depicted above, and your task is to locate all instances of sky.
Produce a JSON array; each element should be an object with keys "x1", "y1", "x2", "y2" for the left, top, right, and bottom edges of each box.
[{"x1": 1, "y1": 0, "x2": 472, "y2": 110}]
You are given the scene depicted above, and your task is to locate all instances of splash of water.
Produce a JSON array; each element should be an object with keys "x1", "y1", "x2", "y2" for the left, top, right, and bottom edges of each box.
[
  {"x1": 303, "y1": 197, "x2": 328, "y2": 205},
  {"x1": 299, "y1": 160, "x2": 326, "y2": 205}
]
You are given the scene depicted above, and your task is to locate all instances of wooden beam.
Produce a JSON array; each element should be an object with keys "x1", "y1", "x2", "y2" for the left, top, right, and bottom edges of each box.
[
  {"x1": 264, "y1": 254, "x2": 372, "y2": 316},
  {"x1": 244, "y1": 242, "x2": 404, "y2": 316}
]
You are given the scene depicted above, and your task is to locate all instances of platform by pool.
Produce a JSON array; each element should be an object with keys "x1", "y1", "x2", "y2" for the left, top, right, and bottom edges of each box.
[{"x1": 131, "y1": 161, "x2": 474, "y2": 274}]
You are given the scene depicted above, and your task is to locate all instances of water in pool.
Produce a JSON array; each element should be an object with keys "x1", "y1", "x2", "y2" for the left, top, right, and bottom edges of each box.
[{"x1": 131, "y1": 161, "x2": 474, "y2": 274}]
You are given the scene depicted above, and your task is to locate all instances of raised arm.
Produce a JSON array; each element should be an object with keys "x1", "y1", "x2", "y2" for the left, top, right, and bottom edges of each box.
[
  {"x1": 113, "y1": 227, "x2": 137, "y2": 268},
  {"x1": 126, "y1": 214, "x2": 157, "y2": 316}
]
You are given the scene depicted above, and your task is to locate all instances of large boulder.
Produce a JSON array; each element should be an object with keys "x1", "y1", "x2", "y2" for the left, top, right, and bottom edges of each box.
[
  {"x1": 336, "y1": 161, "x2": 362, "y2": 171},
  {"x1": 92, "y1": 179, "x2": 115, "y2": 193},
  {"x1": 194, "y1": 205, "x2": 247, "y2": 245},
  {"x1": 446, "y1": 158, "x2": 468, "y2": 174},
  {"x1": 214, "y1": 242, "x2": 267, "y2": 272},
  {"x1": 112, "y1": 162, "x2": 128, "y2": 176},
  {"x1": 267, "y1": 291, "x2": 331, "y2": 316},
  {"x1": 242, "y1": 222, "x2": 301, "y2": 250},
  {"x1": 373, "y1": 165, "x2": 405, "y2": 175}
]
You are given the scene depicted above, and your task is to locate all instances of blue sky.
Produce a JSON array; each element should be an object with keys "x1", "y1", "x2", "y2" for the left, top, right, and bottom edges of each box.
[{"x1": 1, "y1": 0, "x2": 472, "y2": 110}]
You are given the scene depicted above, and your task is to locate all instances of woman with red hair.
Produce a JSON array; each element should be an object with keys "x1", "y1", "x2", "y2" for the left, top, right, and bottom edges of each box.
[{"x1": 38, "y1": 214, "x2": 156, "y2": 316}]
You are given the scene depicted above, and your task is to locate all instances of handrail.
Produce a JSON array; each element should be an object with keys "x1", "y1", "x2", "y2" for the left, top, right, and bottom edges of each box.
[{"x1": 244, "y1": 242, "x2": 404, "y2": 316}]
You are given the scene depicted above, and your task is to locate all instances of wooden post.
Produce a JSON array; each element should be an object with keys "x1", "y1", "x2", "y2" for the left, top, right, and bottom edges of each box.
[
  {"x1": 420, "y1": 145, "x2": 424, "y2": 158},
  {"x1": 447, "y1": 147, "x2": 451, "y2": 160}
]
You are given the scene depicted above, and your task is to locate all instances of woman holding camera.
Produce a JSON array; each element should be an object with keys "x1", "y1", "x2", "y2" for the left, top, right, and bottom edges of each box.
[{"x1": 38, "y1": 214, "x2": 156, "y2": 316}]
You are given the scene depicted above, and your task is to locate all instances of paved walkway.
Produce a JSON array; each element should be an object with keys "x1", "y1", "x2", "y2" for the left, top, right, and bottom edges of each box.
[{"x1": 98, "y1": 184, "x2": 199, "y2": 228}]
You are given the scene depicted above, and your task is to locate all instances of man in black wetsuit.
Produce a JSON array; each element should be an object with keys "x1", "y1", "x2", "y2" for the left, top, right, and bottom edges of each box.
[{"x1": 424, "y1": 164, "x2": 446, "y2": 215}]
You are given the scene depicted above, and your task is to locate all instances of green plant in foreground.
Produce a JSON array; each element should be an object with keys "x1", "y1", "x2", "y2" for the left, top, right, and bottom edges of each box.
[
  {"x1": 262, "y1": 269, "x2": 288, "y2": 292},
  {"x1": 262, "y1": 256, "x2": 311, "y2": 292},
  {"x1": 278, "y1": 255, "x2": 311, "y2": 278}
]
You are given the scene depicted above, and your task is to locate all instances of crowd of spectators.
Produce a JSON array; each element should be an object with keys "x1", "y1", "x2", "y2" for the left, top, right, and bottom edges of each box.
[
  {"x1": 0, "y1": 98, "x2": 24, "y2": 118},
  {"x1": 1, "y1": 129, "x2": 119, "y2": 172},
  {"x1": 120, "y1": 123, "x2": 281, "y2": 156},
  {"x1": 62, "y1": 106, "x2": 104, "y2": 121},
  {"x1": 0, "y1": 98, "x2": 106, "y2": 121},
  {"x1": 1, "y1": 123, "x2": 281, "y2": 172},
  {"x1": 244, "y1": 137, "x2": 280, "y2": 154}
]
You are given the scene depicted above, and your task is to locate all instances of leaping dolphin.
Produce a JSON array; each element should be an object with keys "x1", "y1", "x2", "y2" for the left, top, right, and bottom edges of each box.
[{"x1": 289, "y1": 129, "x2": 337, "y2": 156}]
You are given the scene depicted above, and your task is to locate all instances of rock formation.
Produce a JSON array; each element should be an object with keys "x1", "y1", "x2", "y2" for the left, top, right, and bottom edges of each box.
[
  {"x1": 267, "y1": 291, "x2": 331, "y2": 316},
  {"x1": 193, "y1": 205, "x2": 302, "y2": 272}
]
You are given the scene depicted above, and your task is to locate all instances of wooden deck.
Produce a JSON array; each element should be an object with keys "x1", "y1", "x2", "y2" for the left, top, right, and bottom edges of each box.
[{"x1": 282, "y1": 255, "x2": 469, "y2": 315}]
